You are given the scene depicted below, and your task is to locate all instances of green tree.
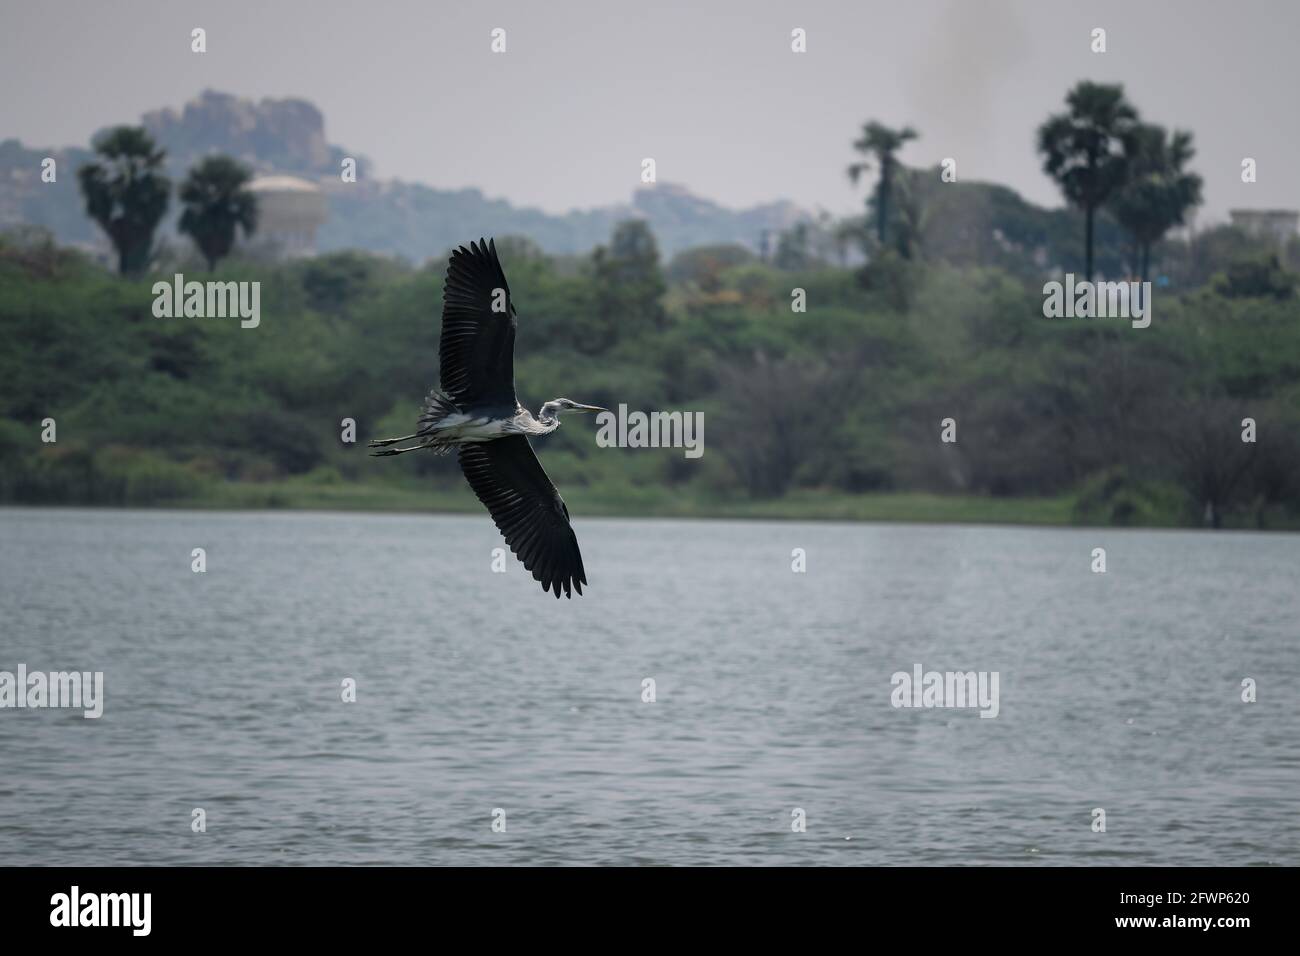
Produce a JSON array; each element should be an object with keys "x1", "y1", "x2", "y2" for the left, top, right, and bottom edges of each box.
[
  {"x1": 1037, "y1": 82, "x2": 1139, "y2": 281},
  {"x1": 1109, "y1": 124, "x2": 1202, "y2": 281},
  {"x1": 848, "y1": 122, "x2": 919, "y2": 247},
  {"x1": 1162, "y1": 396, "x2": 1257, "y2": 528},
  {"x1": 178, "y1": 155, "x2": 258, "y2": 271},
  {"x1": 831, "y1": 217, "x2": 867, "y2": 267},
  {"x1": 773, "y1": 222, "x2": 814, "y2": 270},
  {"x1": 77, "y1": 126, "x2": 171, "y2": 276},
  {"x1": 667, "y1": 243, "x2": 755, "y2": 291},
  {"x1": 887, "y1": 168, "x2": 928, "y2": 260},
  {"x1": 714, "y1": 353, "x2": 853, "y2": 498},
  {"x1": 1214, "y1": 254, "x2": 1297, "y2": 300},
  {"x1": 1156, "y1": 224, "x2": 1275, "y2": 288},
  {"x1": 587, "y1": 220, "x2": 666, "y2": 351}
]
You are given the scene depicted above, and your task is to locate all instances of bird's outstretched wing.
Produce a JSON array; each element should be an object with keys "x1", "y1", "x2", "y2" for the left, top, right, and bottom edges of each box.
[
  {"x1": 439, "y1": 237, "x2": 518, "y2": 409},
  {"x1": 458, "y1": 435, "x2": 587, "y2": 598}
]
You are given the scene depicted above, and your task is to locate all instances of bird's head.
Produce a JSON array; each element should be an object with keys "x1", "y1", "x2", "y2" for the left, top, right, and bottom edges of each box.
[{"x1": 539, "y1": 398, "x2": 608, "y2": 423}]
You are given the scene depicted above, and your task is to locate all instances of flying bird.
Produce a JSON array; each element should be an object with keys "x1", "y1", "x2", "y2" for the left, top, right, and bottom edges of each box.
[{"x1": 369, "y1": 238, "x2": 606, "y2": 598}]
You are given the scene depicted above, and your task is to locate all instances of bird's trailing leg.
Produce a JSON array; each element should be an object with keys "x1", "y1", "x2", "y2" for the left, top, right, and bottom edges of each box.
[
  {"x1": 368, "y1": 433, "x2": 417, "y2": 448},
  {"x1": 368, "y1": 433, "x2": 423, "y2": 456}
]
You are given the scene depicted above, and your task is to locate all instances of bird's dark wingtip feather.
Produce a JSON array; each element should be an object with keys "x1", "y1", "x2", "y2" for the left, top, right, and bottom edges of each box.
[{"x1": 458, "y1": 435, "x2": 588, "y2": 600}]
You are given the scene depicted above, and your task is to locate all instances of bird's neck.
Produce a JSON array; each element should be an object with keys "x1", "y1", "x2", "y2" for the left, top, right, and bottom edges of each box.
[{"x1": 531, "y1": 405, "x2": 562, "y2": 434}]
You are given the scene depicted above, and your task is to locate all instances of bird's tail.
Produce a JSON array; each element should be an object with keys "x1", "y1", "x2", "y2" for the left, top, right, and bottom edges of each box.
[
  {"x1": 369, "y1": 388, "x2": 462, "y2": 457},
  {"x1": 418, "y1": 387, "x2": 460, "y2": 433}
]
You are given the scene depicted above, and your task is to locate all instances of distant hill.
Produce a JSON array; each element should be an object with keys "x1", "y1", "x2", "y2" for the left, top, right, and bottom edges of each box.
[
  {"x1": 0, "y1": 139, "x2": 98, "y2": 246},
  {"x1": 0, "y1": 90, "x2": 808, "y2": 261}
]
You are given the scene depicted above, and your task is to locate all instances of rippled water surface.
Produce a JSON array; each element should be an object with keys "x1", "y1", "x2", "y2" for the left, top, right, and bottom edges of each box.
[{"x1": 0, "y1": 507, "x2": 1296, "y2": 865}]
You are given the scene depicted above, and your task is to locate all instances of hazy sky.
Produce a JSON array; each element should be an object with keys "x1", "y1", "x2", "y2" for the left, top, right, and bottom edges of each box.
[{"x1": 3, "y1": 0, "x2": 1297, "y2": 223}]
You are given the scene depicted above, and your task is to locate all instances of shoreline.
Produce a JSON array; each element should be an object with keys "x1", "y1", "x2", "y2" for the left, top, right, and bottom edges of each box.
[{"x1": 3, "y1": 484, "x2": 1296, "y2": 533}]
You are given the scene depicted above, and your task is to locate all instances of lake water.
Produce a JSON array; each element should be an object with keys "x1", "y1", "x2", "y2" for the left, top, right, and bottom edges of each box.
[{"x1": 0, "y1": 507, "x2": 1296, "y2": 866}]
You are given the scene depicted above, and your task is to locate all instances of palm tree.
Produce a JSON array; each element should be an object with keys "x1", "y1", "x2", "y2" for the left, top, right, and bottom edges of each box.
[
  {"x1": 178, "y1": 156, "x2": 258, "y2": 271},
  {"x1": 848, "y1": 122, "x2": 919, "y2": 247},
  {"x1": 1109, "y1": 124, "x2": 1203, "y2": 282},
  {"x1": 888, "y1": 167, "x2": 929, "y2": 260},
  {"x1": 77, "y1": 126, "x2": 171, "y2": 276},
  {"x1": 1037, "y1": 82, "x2": 1139, "y2": 281}
]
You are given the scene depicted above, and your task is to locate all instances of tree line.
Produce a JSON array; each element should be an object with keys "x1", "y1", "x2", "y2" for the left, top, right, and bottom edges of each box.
[{"x1": 2, "y1": 80, "x2": 1296, "y2": 529}]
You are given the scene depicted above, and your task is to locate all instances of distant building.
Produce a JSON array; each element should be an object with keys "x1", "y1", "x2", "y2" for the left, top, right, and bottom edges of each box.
[
  {"x1": 246, "y1": 175, "x2": 328, "y2": 257},
  {"x1": 1229, "y1": 208, "x2": 1299, "y2": 265}
]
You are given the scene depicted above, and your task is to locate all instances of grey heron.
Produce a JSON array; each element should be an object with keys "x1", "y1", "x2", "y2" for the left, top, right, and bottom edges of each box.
[{"x1": 369, "y1": 238, "x2": 606, "y2": 598}]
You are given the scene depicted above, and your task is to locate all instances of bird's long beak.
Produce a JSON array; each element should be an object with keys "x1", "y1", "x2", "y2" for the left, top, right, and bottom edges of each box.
[{"x1": 572, "y1": 403, "x2": 608, "y2": 414}]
